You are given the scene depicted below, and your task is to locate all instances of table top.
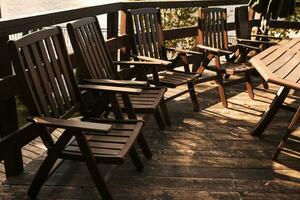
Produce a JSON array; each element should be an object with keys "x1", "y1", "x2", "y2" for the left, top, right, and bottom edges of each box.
[{"x1": 250, "y1": 38, "x2": 300, "y2": 91}]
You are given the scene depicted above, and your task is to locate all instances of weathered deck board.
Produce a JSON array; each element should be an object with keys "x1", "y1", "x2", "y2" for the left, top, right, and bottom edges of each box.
[{"x1": 1, "y1": 76, "x2": 300, "y2": 200}]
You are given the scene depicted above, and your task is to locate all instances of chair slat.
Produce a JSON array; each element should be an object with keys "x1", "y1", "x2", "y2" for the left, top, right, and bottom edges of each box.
[
  {"x1": 140, "y1": 13, "x2": 151, "y2": 57},
  {"x1": 30, "y1": 43, "x2": 60, "y2": 117},
  {"x1": 37, "y1": 40, "x2": 66, "y2": 115},
  {"x1": 222, "y1": 11, "x2": 228, "y2": 50},
  {"x1": 44, "y1": 37, "x2": 72, "y2": 110},
  {"x1": 80, "y1": 26, "x2": 103, "y2": 78},
  {"x1": 21, "y1": 46, "x2": 51, "y2": 116},
  {"x1": 212, "y1": 11, "x2": 217, "y2": 48},
  {"x1": 148, "y1": 12, "x2": 160, "y2": 58},
  {"x1": 51, "y1": 35, "x2": 78, "y2": 106},
  {"x1": 133, "y1": 14, "x2": 145, "y2": 56},
  {"x1": 92, "y1": 23, "x2": 115, "y2": 78},
  {"x1": 144, "y1": 13, "x2": 154, "y2": 58}
]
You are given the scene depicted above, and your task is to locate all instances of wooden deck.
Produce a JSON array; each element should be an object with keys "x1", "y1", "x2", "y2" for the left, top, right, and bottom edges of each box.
[{"x1": 1, "y1": 76, "x2": 300, "y2": 200}]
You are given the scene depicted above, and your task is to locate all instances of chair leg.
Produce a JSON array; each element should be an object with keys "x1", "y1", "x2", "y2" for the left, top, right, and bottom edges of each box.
[
  {"x1": 160, "y1": 100, "x2": 171, "y2": 126},
  {"x1": 129, "y1": 146, "x2": 144, "y2": 172},
  {"x1": 138, "y1": 134, "x2": 152, "y2": 160},
  {"x1": 260, "y1": 75, "x2": 269, "y2": 89},
  {"x1": 215, "y1": 56, "x2": 228, "y2": 108},
  {"x1": 28, "y1": 132, "x2": 73, "y2": 199},
  {"x1": 153, "y1": 108, "x2": 165, "y2": 130},
  {"x1": 273, "y1": 129, "x2": 292, "y2": 160},
  {"x1": 187, "y1": 82, "x2": 199, "y2": 112},
  {"x1": 245, "y1": 71, "x2": 254, "y2": 99},
  {"x1": 216, "y1": 72, "x2": 227, "y2": 108},
  {"x1": 75, "y1": 132, "x2": 113, "y2": 200}
]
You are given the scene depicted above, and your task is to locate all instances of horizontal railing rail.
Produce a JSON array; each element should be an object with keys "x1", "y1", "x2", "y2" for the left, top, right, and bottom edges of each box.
[
  {"x1": 0, "y1": 0, "x2": 299, "y2": 178},
  {"x1": 0, "y1": 1, "x2": 248, "y2": 36}
]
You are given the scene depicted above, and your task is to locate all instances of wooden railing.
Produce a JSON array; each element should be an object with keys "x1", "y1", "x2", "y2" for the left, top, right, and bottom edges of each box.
[{"x1": 0, "y1": 0, "x2": 299, "y2": 177}]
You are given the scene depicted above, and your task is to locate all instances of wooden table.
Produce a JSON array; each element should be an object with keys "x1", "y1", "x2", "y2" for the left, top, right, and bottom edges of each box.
[{"x1": 250, "y1": 38, "x2": 300, "y2": 136}]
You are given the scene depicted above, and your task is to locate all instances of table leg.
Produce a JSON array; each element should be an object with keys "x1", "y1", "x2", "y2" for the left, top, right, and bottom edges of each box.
[
  {"x1": 252, "y1": 87, "x2": 290, "y2": 136},
  {"x1": 273, "y1": 106, "x2": 300, "y2": 159}
]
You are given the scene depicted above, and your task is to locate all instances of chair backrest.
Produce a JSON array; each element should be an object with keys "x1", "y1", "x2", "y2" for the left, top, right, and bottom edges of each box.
[
  {"x1": 8, "y1": 27, "x2": 82, "y2": 118},
  {"x1": 128, "y1": 8, "x2": 167, "y2": 60},
  {"x1": 197, "y1": 8, "x2": 228, "y2": 50},
  {"x1": 235, "y1": 6, "x2": 266, "y2": 39},
  {"x1": 67, "y1": 17, "x2": 117, "y2": 80},
  {"x1": 235, "y1": 6, "x2": 252, "y2": 40}
]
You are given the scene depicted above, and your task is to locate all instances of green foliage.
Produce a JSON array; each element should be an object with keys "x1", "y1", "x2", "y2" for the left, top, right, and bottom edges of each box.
[
  {"x1": 161, "y1": 7, "x2": 197, "y2": 51},
  {"x1": 269, "y1": 7, "x2": 300, "y2": 38},
  {"x1": 16, "y1": 96, "x2": 29, "y2": 127}
]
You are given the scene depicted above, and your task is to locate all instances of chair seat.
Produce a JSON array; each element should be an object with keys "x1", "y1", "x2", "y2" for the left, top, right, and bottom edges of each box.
[
  {"x1": 149, "y1": 70, "x2": 200, "y2": 88},
  {"x1": 221, "y1": 63, "x2": 254, "y2": 75},
  {"x1": 207, "y1": 62, "x2": 254, "y2": 75},
  {"x1": 116, "y1": 87, "x2": 166, "y2": 112},
  {"x1": 61, "y1": 121, "x2": 144, "y2": 164}
]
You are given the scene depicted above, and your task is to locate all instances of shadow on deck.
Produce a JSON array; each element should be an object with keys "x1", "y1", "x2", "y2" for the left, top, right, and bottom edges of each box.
[{"x1": 1, "y1": 76, "x2": 300, "y2": 200}]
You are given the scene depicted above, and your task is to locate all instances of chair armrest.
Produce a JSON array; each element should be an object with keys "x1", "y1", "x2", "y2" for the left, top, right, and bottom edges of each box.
[
  {"x1": 165, "y1": 47, "x2": 203, "y2": 55},
  {"x1": 86, "y1": 117, "x2": 144, "y2": 124},
  {"x1": 78, "y1": 84, "x2": 142, "y2": 94},
  {"x1": 251, "y1": 34, "x2": 282, "y2": 40},
  {"x1": 236, "y1": 38, "x2": 277, "y2": 45},
  {"x1": 82, "y1": 79, "x2": 148, "y2": 87},
  {"x1": 236, "y1": 42, "x2": 261, "y2": 51},
  {"x1": 196, "y1": 44, "x2": 232, "y2": 55},
  {"x1": 113, "y1": 60, "x2": 164, "y2": 66},
  {"x1": 30, "y1": 116, "x2": 112, "y2": 133},
  {"x1": 134, "y1": 55, "x2": 172, "y2": 66}
]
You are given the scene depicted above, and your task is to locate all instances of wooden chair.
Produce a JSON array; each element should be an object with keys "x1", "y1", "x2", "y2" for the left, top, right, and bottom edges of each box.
[
  {"x1": 66, "y1": 16, "x2": 171, "y2": 130},
  {"x1": 235, "y1": 6, "x2": 281, "y2": 64},
  {"x1": 127, "y1": 8, "x2": 203, "y2": 112},
  {"x1": 8, "y1": 26, "x2": 152, "y2": 200},
  {"x1": 235, "y1": 6, "x2": 282, "y2": 90},
  {"x1": 195, "y1": 7, "x2": 255, "y2": 108}
]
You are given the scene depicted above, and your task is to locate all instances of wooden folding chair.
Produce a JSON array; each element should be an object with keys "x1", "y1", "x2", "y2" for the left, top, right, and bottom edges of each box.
[
  {"x1": 235, "y1": 5, "x2": 281, "y2": 50},
  {"x1": 235, "y1": 6, "x2": 282, "y2": 89},
  {"x1": 127, "y1": 8, "x2": 204, "y2": 112},
  {"x1": 66, "y1": 16, "x2": 171, "y2": 130},
  {"x1": 8, "y1": 26, "x2": 152, "y2": 200},
  {"x1": 195, "y1": 7, "x2": 255, "y2": 108}
]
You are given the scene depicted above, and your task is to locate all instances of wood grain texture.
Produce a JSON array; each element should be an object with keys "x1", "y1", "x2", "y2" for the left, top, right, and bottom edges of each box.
[{"x1": 1, "y1": 77, "x2": 300, "y2": 199}]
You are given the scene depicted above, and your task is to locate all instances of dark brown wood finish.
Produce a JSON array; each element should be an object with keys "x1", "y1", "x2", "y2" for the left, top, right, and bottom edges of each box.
[
  {"x1": 234, "y1": 6, "x2": 271, "y2": 89},
  {"x1": 128, "y1": 8, "x2": 203, "y2": 112},
  {"x1": 8, "y1": 27, "x2": 152, "y2": 200},
  {"x1": 0, "y1": 0, "x2": 299, "y2": 178},
  {"x1": 0, "y1": 0, "x2": 23, "y2": 176},
  {"x1": 0, "y1": 34, "x2": 23, "y2": 177},
  {"x1": 235, "y1": 6, "x2": 281, "y2": 62},
  {"x1": 196, "y1": 7, "x2": 255, "y2": 108},
  {"x1": 67, "y1": 16, "x2": 171, "y2": 130}
]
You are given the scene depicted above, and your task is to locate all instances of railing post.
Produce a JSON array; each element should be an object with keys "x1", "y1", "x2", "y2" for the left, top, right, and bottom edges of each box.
[
  {"x1": 0, "y1": 33, "x2": 24, "y2": 177},
  {"x1": 120, "y1": 10, "x2": 131, "y2": 61},
  {"x1": 107, "y1": 11, "x2": 119, "y2": 60}
]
